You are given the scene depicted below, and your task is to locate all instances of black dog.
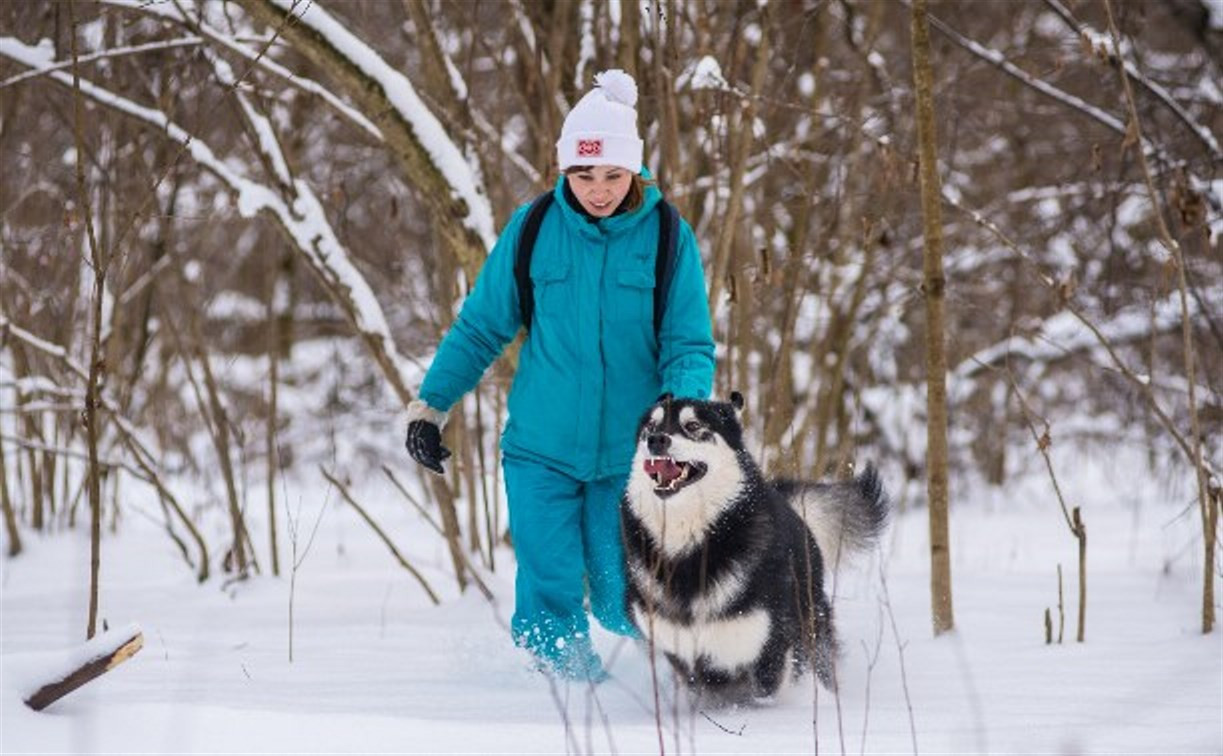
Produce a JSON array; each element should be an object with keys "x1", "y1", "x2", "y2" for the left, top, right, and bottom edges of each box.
[{"x1": 621, "y1": 392, "x2": 889, "y2": 701}]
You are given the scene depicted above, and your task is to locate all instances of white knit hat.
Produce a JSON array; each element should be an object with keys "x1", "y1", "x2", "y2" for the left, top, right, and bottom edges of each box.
[{"x1": 556, "y1": 70, "x2": 643, "y2": 173}]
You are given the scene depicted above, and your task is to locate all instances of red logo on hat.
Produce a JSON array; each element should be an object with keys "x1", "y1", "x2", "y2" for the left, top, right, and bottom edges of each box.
[{"x1": 576, "y1": 139, "x2": 604, "y2": 158}]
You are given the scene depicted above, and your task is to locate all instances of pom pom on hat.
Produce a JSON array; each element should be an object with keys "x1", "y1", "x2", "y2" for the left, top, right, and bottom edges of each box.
[
  {"x1": 556, "y1": 69, "x2": 644, "y2": 173},
  {"x1": 594, "y1": 69, "x2": 638, "y2": 107}
]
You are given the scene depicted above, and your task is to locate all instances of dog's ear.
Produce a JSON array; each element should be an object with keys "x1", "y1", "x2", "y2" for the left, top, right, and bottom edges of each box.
[{"x1": 729, "y1": 391, "x2": 744, "y2": 412}]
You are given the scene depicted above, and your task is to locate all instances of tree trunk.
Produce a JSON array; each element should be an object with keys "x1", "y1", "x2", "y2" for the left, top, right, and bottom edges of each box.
[
  {"x1": 238, "y1": 0, "x2": 491, "y2": 285},
  {"x1": 615, "y1": 0, "x2": 640, "y2": 84},
  {"x1": 911, "y1": 0, "x2": 954, "y2": 636},
  {"x1": 265, "y1": 252, "x2": 284, "y2": 578},
  {"x1": 0, "y1": 429, "x2": 20, "y2": 556},
  {"x1": 707, "y1": 4, "x2": 770, "y2": 313},
  {"x1": 12, "y1": 349, "x2": 45, "y2": 532},
  {"x1": 196, "y1": 342, "x2": 249, "y2": 576},
  {"x1": 69, "y1": 0, "x2": 107, "y2": 640}
]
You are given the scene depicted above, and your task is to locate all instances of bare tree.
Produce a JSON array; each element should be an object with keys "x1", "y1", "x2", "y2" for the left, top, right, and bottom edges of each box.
[
  {"x1": 1102, "y1": 0, "x2": 1215, "y2": 635},
  {"x1": 1, "y1": 0, "x2": 1217, "y2": 653},
  {"x1": 68, "y1": 0, "x2": 110, "y2": 640},
  {"x1": 911, "y1": 0, "x2": 954, "y2": 635}
]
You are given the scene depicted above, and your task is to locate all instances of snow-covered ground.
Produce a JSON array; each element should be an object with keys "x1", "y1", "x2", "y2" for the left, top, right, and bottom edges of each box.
[{"x1": 2, "y1": 445, "x2": 1220, "y2": 754}]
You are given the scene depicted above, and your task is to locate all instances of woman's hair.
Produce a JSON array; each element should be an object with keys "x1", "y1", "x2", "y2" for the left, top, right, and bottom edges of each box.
[{"x1": 563, "y1": 167, "x2": 655, "y2": 213}]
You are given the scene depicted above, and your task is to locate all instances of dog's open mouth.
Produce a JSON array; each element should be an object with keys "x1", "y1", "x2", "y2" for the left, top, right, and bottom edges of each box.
[{"x1": 643, "y1": 456, "x2": 706, "y2": 496}]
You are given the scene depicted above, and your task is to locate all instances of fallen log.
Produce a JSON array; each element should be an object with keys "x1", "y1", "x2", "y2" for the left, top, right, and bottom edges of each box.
[{"x1": 24, "y1": 623, "x2": 143, "y2": 711}]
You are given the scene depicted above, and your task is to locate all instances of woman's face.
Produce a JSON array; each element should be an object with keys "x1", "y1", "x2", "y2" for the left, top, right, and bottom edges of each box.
[{"x1": 566, "y1": 165, "x2": 634, "y2": 217}]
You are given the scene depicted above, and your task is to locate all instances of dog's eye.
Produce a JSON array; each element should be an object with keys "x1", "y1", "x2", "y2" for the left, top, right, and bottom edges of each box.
[{"x1": 683, "y1": 421, "x2": 703, "y2": 435}]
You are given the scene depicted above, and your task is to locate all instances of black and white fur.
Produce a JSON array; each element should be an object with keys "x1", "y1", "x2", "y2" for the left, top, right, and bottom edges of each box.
[{"x1": 621, "y1": 392, "x2": 888, "y2": 702}]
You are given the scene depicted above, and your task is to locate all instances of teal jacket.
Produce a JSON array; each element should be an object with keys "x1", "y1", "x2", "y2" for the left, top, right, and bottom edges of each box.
[{"x1": 419, "y1": 174, "x2": 715, "y2": 481}]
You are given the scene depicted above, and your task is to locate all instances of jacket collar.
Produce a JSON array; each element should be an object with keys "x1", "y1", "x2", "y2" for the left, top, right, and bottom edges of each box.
[{"x1": 551, "y1": 167, "x2": 662, "y2": 241}]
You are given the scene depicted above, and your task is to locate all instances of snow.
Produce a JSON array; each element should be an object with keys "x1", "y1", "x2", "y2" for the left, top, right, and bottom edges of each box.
[
  {"x1": 0, "y1": 35, "x2": 423, "y2": 402},
  {"x1": 743, "y1": 23, "x2": 763, "y2": 47},
  {"x1": 101, "y1": 0, "x2": 384, "y2": 141},
  {"x1": 8, "y1": 623, "x2": 142, "y2": 702},
  {"x1": 1204, "y1": 0, "x2": 1223, "y2": 31},
  {"x1": 2, "y1": 445, "x2": 1219, "y2": 754},
  {"x1": 2, "y1": 5, "x2": 1221, "y2": 752},
  {"x1": 262, "y1": 0, "x2": 496, "y2": 252},
  {"x1": 1209, "y1": 179, "x2": 1223, "y2": 238},
  {"x1": 954, "y1": 286, "x2": 1213, "y2": 384},
  {"x1": 797, "y1": 71, "x2": 815, "y2": 98},
  {"x1": 575, "y1": 0, "x2": 596, "y2": 90},
  {"x1": 680, "y1": 56, "x2": 731, "y2": 93}
]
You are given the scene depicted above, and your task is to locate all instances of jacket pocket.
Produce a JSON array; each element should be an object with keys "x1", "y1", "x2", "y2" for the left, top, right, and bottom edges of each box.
[
  {"x1": 611, "y1": 269, "x2": 654, "y2": 323},
  {"x1": 530, "y1": 262, "x2": 570, "y2": 320}
]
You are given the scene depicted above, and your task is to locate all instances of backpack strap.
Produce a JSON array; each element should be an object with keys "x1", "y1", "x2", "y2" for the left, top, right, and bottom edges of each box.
[
  {"x1": 653, "y1": 200, "x2": 681, "y2": 339},
  {"x1": 517, "y1": 192, "x2": 680, "y2": 338},
  {"x1": 515, "y1": 191, "x2": 555, "y2": 332}
]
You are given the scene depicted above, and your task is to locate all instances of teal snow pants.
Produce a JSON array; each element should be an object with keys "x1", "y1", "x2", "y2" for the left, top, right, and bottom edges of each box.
[{"x1": 503, "y1": 455, "x2": 638, "y2": 679}]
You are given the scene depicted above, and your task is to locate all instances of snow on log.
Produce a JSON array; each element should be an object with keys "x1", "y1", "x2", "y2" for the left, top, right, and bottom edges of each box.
[{"x1": 23, "y1": 623, "x2": 143, "y2": 711}]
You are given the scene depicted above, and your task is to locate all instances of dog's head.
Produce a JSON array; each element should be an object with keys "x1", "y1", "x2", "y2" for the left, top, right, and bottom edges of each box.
[
  {"x1": 624, "y1": 392, "x2": 752, "y2": 557},
  {"x1": 632, "y1": 392, "x2": 746, "y2": 499}
]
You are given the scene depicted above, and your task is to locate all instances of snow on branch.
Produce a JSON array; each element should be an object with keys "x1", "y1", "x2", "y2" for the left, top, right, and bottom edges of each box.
[
  {"x1": 0, "y1": 36, "x2": 205, "y2": 91},
  {"x1": 0, "y1": 432, "x2": 152, "y2": 485},
  {"x1": 0, "y1": 38, "x2": 241, "y2": 194},
  {"x1": 953, "y1": 287, "x2": 1215, "y2": 384},
  {"x1": 0, "y1": 34, "x2": 416, "y2": 406},
  {"x1": 927, "y1": 14, "x2": 1122, "y2": 134},
  {"x1": 1042, "y1": 0, "x2": 1220, "y2": 159},
  {"x1": 254, "y1": 0, "x2": 496, "y2": 251},
  {"x1": 98, "y1": 0, "x2": 383, "y2": 142},
  {"x1": 20, "y1": 623, "x2": 144, "y2": 711},
  {"x1": 1, "y1": 314, "x2": 210, "y2": 580},
  {"x1": 574, "y1": 0, "x2": 595, "y2": 89},
  {"x1": 941, "y1": 193, "x2": 1219, "y2": 482},
  {"x1": 912, "y1": 2, "x2": 1180, "y2": 168}
]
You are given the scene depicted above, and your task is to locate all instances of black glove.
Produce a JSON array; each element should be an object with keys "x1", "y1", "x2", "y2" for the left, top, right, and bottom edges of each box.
[{"x1": 405, "y1": 418, "x2": 451, "y2": 475}]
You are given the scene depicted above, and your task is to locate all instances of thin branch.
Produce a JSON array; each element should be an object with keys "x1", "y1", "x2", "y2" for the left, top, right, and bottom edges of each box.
[
  {"x1": 238, "y1": 0, "x2": 496, "y2": 281},
  {"x1": 95, "y1": 0, "x2": 385, "y2": 141},
  {"x1": 859, "y1": 607, "x2": 885, "y2": 756},
  {"x1": 1043, "y1": 0, "x2": 1220, "y2": 159},
  {"x1": 0, "y1": 36, "x2": 207, "y2": 91},
  {"x1": 908, "y1": 0, "x2": 1197, "y2": 176},
  {"x1": 700, "y1": 710, "x2": 746, "y2": 736},
  {"x1": 0, "y1": 317, "x2": 210, "y2": 581},
  {"x1": 1102, "y1": 0, "x2": 1215, "y2": 635},
  {"x1": 322, "y1": 467, "x2": 441, "y2": 606},
  {"x1": 380, "y1": 465, "x2": 495, "y2": 601},
  {"x1": 0, "y1": 433, "x2": 150, "y2": 484},
  {"x1": 879, "y1": 567, "x2": 918, "y2": 755},
  {"x1": 69, "y1": 0, "x2": 109, "y2": 640},
  {"x1": 1004, "y1": 364, "x2": 1075, "y2": 532},
  {"x1": 942, "y1": 196, "x2": 1217, "y2": 483},
  {"x1": 0, "y1": 36, "x2": 417, "y2": 405}
]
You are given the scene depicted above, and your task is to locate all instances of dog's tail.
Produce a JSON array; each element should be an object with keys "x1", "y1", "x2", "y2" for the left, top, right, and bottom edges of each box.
[{"x1": 778, "y1": 464, "x2": 889, "y2": 569}]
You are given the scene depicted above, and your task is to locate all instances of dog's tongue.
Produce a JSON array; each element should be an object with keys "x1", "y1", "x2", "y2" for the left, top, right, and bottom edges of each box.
[{"x1": 644, "y1": 457, "x2": 682, "y2": 485}]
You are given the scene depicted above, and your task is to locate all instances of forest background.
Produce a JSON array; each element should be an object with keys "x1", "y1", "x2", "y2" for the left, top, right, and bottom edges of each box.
[{"x1": 0, "y1": 0, "x2": 1220, "y2": 751}]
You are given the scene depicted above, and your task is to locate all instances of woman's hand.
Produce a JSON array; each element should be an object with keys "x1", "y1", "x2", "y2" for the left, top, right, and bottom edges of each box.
[
  {"x1": 404, "y1": 400, "x2": 451, "y2": 475},
  {"x1": 405, "y1": 419, "x2": 451, "y2": 475}
]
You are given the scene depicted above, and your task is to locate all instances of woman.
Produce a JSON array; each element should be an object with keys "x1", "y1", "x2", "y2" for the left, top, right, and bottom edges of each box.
[{"x1": 405, "y1": 70, "x2": 715, "y2": 682}]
